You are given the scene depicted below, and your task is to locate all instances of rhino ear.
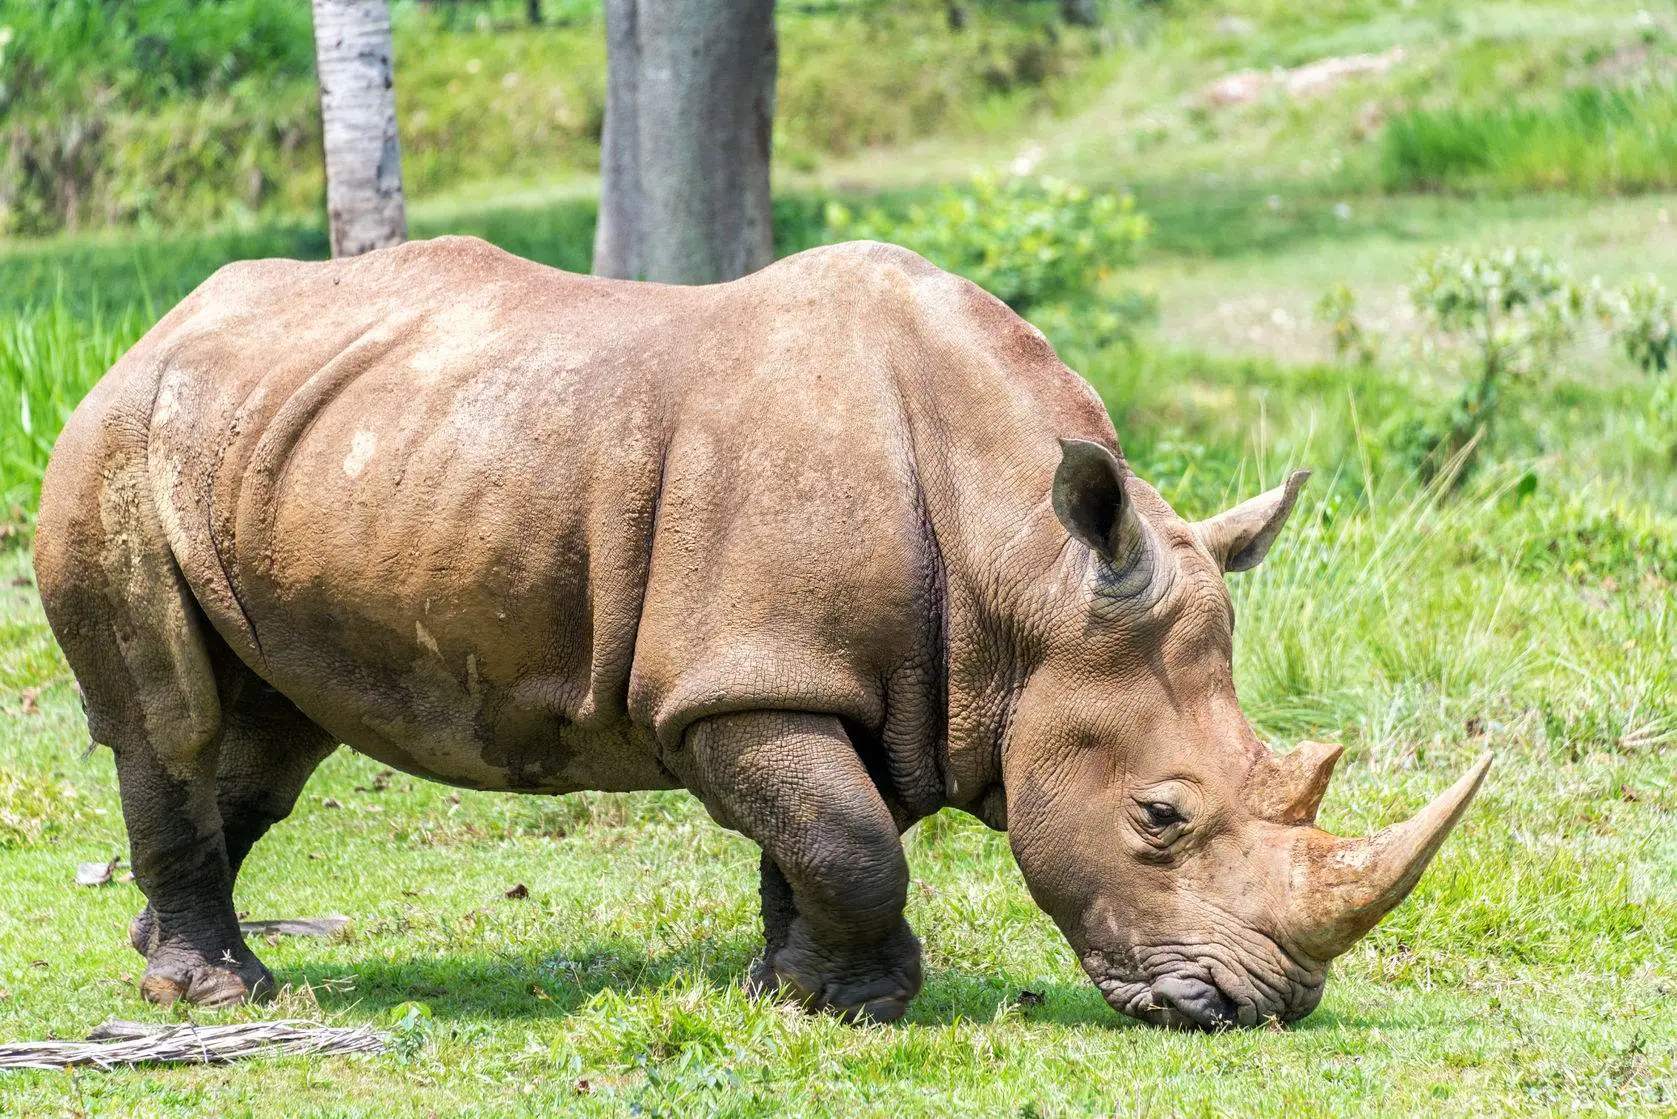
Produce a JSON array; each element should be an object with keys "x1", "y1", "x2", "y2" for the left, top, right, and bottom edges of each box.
[
  {"x1": 1193, "y1": 470, "x2": 1310, "y2": 573},
  {"x1": 1052, "y1": 439, "x2": 1136, "y2": 562}
]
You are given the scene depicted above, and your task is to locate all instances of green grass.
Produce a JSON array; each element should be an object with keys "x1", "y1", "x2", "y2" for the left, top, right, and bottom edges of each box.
[
  {"x1": 0, "y1": 298, "x2": 150, "y2": 514},
  {"x1": 1382, "y1": 82, "x2": 1677, "y2": 195}
]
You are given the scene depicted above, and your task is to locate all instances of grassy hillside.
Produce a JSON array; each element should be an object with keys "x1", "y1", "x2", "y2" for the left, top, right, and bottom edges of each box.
[{"x1": 7, "y1": 0, "x2": 1676, "y2": 237}]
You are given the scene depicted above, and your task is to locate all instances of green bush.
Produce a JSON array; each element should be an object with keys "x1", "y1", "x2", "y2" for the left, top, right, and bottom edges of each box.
[
  {"x1": 1392, "y1": 246, "x2": 1585, "y2": 482},
  {"x1": 1604, "y1": 275, "x2": 1677, "y2": 376},
  {"x1": 1372, "y1": 249, "x2": 1675, "y2": 485},
  {"x1": 1316, "y1": 283, "x2": 1378, "y2": 367},
  {"x1": 823, "y1": 174, "x2": 1150, "y2": 313},
  {"x1": 0, "y1": 0, "x2": 315, "y2": 111}
]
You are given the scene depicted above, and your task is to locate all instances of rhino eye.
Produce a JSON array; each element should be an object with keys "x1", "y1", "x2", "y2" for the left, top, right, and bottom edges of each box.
[{"x1": 1141, "y1": 801, "x2": 1183, "y2": 829}]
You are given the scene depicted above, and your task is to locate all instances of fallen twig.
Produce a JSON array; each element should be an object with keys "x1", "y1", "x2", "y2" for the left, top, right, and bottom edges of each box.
[{"x1": 0, "y1": 1019, "x2": 387, "y2": 1070}]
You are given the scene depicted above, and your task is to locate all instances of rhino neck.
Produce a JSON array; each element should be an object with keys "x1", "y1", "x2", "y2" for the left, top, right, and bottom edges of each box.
[
  {"x1": 926, "y1": 501, "x2": 1086, "y2": 829},
  {"x1": 893, "y1": 344, "x2": 1117, "y2": 829}
]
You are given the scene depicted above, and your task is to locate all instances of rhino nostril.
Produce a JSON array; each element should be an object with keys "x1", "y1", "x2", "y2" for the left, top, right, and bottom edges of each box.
[{"x1": 1150, "y1": 975, "x2": 1238, "y2": 1031}]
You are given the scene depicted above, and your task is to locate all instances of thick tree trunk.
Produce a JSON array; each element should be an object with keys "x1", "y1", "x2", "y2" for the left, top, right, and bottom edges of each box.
[
  {"x1": 312, "y1": 0, "x2": 407, "y2": 258},
  {"x1": 593, "y1": 0, "x2": 777, "y2": 284}
]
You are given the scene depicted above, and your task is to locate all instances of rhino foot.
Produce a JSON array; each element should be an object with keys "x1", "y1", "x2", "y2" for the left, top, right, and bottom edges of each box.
[
  {"x1": 138, "y1": 939, "x2": 275, "y2": 1008},
  {"x1": 747, "y1": 915, "x2": 923, "y2": 1024}
]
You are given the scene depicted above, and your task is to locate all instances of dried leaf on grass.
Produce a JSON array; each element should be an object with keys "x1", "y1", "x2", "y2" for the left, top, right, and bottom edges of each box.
[{"x1": 0, "y1": 1019, "x2": 387, "y2": 1070}]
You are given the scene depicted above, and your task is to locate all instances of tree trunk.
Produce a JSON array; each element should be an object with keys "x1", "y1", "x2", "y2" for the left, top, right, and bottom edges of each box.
[
  {"x1": 1060, "y1": 0, "x2": 1099, "y2": 27},
  {"x1": 312, "y1": 0, "x2": 407, "y2": 258},
  {"x1": 593, "y1": 0, "x2": 777, "y2": 284}
]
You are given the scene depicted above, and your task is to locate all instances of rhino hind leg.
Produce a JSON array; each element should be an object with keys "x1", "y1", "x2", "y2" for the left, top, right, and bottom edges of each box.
[
  {"x1": 130, "y1": 680, "x2": 337, "y2": 958},
  {"x1": 111, "y1": 726, "x2": 276, "y2": 1008},
  {"x1": 36, "y1": 444, "x2": 273, "y2": 1008},
  {"x1": 687, "y1": 711, "x2": 924, "y2": 1024}
]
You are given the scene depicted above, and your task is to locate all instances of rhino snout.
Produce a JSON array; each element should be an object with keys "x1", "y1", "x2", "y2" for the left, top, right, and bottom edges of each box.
[{"x1": 1083, "y1": 948, "x2": 1326, "y2": 1031}]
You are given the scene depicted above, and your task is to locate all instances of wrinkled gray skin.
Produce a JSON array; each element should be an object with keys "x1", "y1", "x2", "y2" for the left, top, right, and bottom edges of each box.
[{"x1": 35, "y1": 237, "x2": 1486, "y2": 1027}]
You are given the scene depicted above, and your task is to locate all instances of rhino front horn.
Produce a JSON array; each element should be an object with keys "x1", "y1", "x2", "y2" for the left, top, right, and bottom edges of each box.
[{"x1": 1289, "y1": 752, "x2": 1492, "y2": 960}]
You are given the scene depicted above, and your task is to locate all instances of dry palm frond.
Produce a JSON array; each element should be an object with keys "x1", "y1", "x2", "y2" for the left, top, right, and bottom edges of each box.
[{"x1": 0, "y1": 1019, "x2": 387, "y2": 1071}]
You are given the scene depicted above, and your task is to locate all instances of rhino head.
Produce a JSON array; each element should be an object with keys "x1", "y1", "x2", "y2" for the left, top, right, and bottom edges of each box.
[{"x1": 1003, "y1": 439, "x2": 1490, "y2": 1030}]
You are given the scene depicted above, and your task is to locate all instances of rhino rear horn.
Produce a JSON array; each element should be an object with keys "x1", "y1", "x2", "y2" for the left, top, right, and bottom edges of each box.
[{"x1": 1254, "y1": 740, "x2": 1344, "y2": 825}]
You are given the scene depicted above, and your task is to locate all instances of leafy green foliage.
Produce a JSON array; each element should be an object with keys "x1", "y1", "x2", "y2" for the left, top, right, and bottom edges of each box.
[
  {"x1": 1393, "y1": 247, "x2": 1586, "y2": 481},
  {"x1": 1383, "y1": 248, "x2": 1675, "y2": 484},
  {"x1": 0, "y1": 0, "x2": 1108, "y2": 235},
  {"x1": 824, "y1": 175, "x2": 1150, "y2": 313},
  {"x1": 0, "y1": 0, "x2": 315, "y2": 110},
  {"x1": 1316, "y1": 283, "x2": 1378, "y2": 367},
  {"x1": 1604, "y1": 274, "x2": 1677, "y2": 375}
]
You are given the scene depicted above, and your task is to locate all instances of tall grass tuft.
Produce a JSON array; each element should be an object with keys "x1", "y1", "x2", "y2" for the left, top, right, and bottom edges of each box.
[
  {"x1": 1381, "y1": 82, "x2": 1677, "y2": 195},
  {"x1": 0, "y1": 297, "x2": 148, "y2": 516},
  {"x1": 1225, "y1": 428, "x2": 1673, "y2": 760}
]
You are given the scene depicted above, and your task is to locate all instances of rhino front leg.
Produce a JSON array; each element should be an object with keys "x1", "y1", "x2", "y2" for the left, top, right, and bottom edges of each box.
[
  {"x1": 687, "y1": 711, "x2": 923, "y2": 1023},
  {"x1": 751, "y1": 853, "x2": 797, "y2": 988}
]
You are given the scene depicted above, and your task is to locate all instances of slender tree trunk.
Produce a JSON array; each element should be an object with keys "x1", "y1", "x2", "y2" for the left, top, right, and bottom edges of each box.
[
  {"x1": 528, "y1": 0, "x2": 543, "y2": 26},
  {"x1": 593, "y1": 0, "x2": 777, "y2": 284},
  {"x1": 312, "y1": 0, "x2": 407, "y2": 258}
]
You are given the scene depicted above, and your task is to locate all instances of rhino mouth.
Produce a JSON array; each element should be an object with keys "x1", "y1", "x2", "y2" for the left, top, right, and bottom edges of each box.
[
  {"x1": 1093, "y1": 971, "x2": 1246, "y2": 1031},
  {"x1": 1081, "y1": 950, "x2": 1324, "y2": 1032}
]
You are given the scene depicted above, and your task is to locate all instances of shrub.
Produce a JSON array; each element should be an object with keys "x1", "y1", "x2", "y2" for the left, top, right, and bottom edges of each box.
[
  {"x1": 1604, "y1": 275, "x2": 1677, "y2": 375},
  {"x1": 823, "y1": 174, "x2": 1150, "y2": 313},
  {"x1": 1374, "y1": 250, "x2": 1674, "y2": 484},
  {"x1": 1316, "y1": 283, "x2": 1378, "y2": 367},
  {"x1": 1393, "y1": 247, "x2": 1586, "y2": 482},
  {"x1": 0, "y1": 0, "x2": 1108, "y2": 235},
  {"x1": 0, "y1": 0, "x2": 315, "y2": 111}
]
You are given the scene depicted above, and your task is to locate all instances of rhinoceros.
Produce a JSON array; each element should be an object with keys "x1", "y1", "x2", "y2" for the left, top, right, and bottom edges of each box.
[{"x1": 35, "y1": 236, "x2": 1488, "y2": 1028}]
